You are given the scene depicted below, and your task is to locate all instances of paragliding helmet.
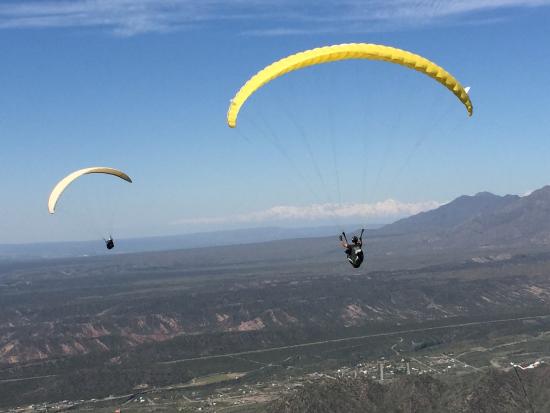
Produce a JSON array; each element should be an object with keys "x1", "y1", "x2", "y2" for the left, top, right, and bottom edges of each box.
[{"x1": 352, "y1": 236, "x2": 359, "y2": 244}]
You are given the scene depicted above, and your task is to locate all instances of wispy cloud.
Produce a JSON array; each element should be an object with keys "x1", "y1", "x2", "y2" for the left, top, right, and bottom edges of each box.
[
  {"x1": 0, "y1": 0, "x2": 548, "y2": 36},
  {"x1": 172, "y1": 199, "x2": 441, "y2": 226}
]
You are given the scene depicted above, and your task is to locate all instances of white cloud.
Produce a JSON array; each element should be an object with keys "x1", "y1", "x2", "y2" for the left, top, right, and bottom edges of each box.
[
  {"x1": 0, "y1": 0, "x2": 548, "y2": 36},
  {"x1": 172, "y1": 199, "x2": 441, "y2": 226}
]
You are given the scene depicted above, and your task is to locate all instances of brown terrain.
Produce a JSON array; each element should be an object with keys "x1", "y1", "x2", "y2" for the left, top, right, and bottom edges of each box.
[{"x1": 2, "y1": 188, "x2": 550, "y2": 408}]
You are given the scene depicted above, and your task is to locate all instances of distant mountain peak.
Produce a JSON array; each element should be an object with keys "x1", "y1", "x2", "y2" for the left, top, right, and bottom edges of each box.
[
  {"x1": 473, "y1": 191, "x2": 498, "y2": 198},
  {"x1": 525, "y1": 185, "x2": 550, "y2": 198},
  {"x1": 375, "y1": 183, "x2": 550, "y2": 251},
  {"x1": 378, "y1": 190, "x2": 519, "y2": 236}
]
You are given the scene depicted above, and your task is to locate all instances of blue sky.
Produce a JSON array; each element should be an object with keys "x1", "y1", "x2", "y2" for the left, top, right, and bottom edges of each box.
[{"x1": 1, "y1": 0, "x2": 550, "y2": 243}]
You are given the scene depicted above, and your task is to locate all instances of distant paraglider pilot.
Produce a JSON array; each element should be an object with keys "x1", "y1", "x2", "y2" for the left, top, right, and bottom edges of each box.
[
  {"x1": 104, "y1": 236, "x2": 115, "y2": 250},
  {"x1": 339, "y1": 229, "x2": 364, "y2": 268}
]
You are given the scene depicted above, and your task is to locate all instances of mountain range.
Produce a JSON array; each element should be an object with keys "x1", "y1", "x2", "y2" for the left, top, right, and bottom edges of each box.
[
  {"x1": 4, "y1": 185, "x2": 550, "y2": 260},
  {"x1": 373, "y1": 186, "x2": 550, "y2": 252}
]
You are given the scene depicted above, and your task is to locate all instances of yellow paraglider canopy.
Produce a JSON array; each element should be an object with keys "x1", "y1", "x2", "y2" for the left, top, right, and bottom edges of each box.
[
  {"x1": 227, "y1": 43, "x2": 473, "y2": 128},
  {"x1": 48, "y1": 167, "x2": 132, "y2": 214}
]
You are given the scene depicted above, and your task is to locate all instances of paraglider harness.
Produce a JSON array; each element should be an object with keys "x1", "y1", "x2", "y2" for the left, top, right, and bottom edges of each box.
[{"x1": 340, "y1": 229, "x2": 364, "y2": 268}]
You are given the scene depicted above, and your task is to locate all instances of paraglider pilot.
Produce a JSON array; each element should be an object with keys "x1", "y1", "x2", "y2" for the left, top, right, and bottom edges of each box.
[
  {"x1": 104, "y1": 236, "x2": 114, "y2": 250},
  {"x1": 339, "y1": 229, "x2": 364, "y2": 268}
]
